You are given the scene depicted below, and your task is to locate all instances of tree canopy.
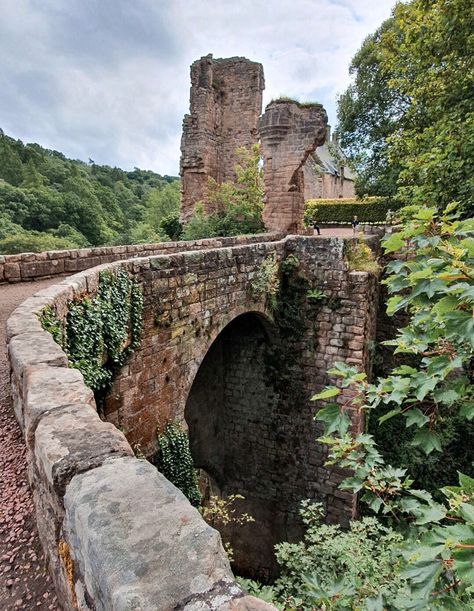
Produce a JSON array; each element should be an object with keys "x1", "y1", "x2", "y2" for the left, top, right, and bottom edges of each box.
[
  {"x1": 0, "y1": 131, "x2": 180, "y2": 253},
  {"x1": 337, "y1": 0, "x2": 474, "y2": 214}
]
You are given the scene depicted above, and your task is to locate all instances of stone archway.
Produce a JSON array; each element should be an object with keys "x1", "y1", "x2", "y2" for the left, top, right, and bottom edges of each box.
[{"x1": 184, "y1": 312, "x2": 283, "y2": 580}]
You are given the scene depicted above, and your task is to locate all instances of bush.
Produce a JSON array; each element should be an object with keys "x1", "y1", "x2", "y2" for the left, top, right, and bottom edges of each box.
[
  {"x1": 304, "y1": 196, "x2": 404, "y2": 224},
  {"x1": 160, "y1": 212, "x2": 183, "y2": 241},
  {"x1": 244, "y1": 501, "x2": 405, "y2": 610},
  {"x1": 182, "y1": 144, "x2": 265, "y2": 240}
]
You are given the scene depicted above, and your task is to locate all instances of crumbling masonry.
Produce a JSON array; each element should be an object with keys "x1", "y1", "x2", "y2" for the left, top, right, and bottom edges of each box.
[
  {"x1": 180, "y1": 55, "x2": 329, "y2": 233},
  {"x1": 180, "y1": 55, "x2": 264, "y2": 221}
]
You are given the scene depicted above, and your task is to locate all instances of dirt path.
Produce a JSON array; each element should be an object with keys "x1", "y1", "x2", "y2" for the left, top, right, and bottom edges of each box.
[{"x1": 0, "y1": 279, "x2": 62, "y2": 610}]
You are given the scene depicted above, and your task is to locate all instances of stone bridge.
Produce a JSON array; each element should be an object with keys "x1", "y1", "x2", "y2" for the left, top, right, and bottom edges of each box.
[{"x1": 3, "y1": 230, "x2": 380, "y2": 610}]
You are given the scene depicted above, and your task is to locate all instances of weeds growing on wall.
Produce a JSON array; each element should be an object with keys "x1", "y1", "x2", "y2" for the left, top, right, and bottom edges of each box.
[
  {"x1": 156, "y1": 423, "x2": 201, "y2": 507},
  {"x1": 40, "y1": 268, "x2": 143, "y2": 396},
  {"x1": 250, "y1": 253, "x2": 280, "y2": 311},
  {"x1": 200, "y1": 494, "x2": 255, "y2": 563},
  {"x1": 344, "y1": 237, "x2": 380, "y2": 274}
]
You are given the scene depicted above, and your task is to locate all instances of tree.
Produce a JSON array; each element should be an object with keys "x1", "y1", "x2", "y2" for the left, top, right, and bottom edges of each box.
[
  {"x1": 182, "y1": 144, "x2": 264, "y2": 240},
  {"x1": 337, "y1": 19, "x2": 407, "y2": 197},
  {"x1": 337, "y1": 0, "x2": 474, "y2": 212}
]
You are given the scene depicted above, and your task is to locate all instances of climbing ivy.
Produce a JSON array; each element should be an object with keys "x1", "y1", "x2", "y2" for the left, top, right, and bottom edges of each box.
[
  {"x1": 156, "y1": 423, "x2": 201, "y2": 507},
  {"x1": 41, "y1": 268, "x2": 143, "y2": 394},
  {"x1": 40, "y1": 305, "x2": 63, "y2": 347}
]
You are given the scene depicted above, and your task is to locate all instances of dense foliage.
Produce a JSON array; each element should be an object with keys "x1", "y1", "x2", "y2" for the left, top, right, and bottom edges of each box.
[
  {"x1": 243, "y1": 501, "x2": 406, "y2": 610},
  {"x1": 304, "y1": 197, "x2": 403, "y2": 225},
  {"x1": 182, "y1": 144, "x2": 265, "y2": 240},
  {"x1": 337, "y1": 0, "x2": 474, "y2": 211},
  {"x1": 0, "y1": 130, "x2": 179, "y2": 253},
  {"x1": 308, "y1": 205, "x2": 474, "y2": 608},
  {"x1": 41, "y1": 268, "x2": 143, "y2": 395},
  {"x1": 156, "y1": 423, "x2": 201, "y2": 507}
]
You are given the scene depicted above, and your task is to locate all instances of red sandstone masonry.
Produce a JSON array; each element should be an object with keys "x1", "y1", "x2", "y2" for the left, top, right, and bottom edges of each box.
[
  {"x1": 0, "y1": 232, "x2": 285, "y2": 284},
  {"x1": 6, "y1": 234, "x2": 380, "y2": 609}
]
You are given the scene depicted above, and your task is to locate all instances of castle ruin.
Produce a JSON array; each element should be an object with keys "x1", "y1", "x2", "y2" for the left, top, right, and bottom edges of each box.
[{"x1": 180, "y1": 55, "x2": 328, "y2": 233}]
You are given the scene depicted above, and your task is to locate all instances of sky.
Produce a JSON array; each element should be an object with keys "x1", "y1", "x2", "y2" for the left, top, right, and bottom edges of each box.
[{"x1": 0, "y1": 0, "x2": 397, "y2": 176}]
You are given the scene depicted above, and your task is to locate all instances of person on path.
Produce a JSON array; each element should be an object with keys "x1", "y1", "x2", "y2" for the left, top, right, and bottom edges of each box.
[
  {"x1": 351, "y1": 215, "x2": 359, "y2": 235},
  {"x1": 312, "y1": 217, "x2": 321, "y2": 236}
]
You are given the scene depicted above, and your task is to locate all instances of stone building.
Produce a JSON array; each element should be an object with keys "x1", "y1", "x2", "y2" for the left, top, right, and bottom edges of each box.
[
  {"x1": 303, "y1": 127, "x2": 355, "y2": 200},
  {"x1": 180, "y1": 54, "x2": 264, "y2": 221}
]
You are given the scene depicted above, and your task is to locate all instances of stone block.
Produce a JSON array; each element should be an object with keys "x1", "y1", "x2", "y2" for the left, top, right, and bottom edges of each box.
[
  {"x1": 9, "y1": 332, "x2": 68, "y2": 375},
  {"x1": 63, "y1": 457, "x2": 239, "y2": 610},
  {"x1": 23, "y1": 365, "x2": 94, "y2": 447},
  {"x1": 34, "y1": 403, "x2": 133, "y2": 497}
]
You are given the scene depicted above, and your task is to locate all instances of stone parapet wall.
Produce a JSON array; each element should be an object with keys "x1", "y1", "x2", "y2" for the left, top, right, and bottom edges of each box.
[
  {"x1": 7, "y1": 234, "x2": 380, "y2": 608},
  {"x1": 7, "y1": 248, "x2": 277, "y2": 610},
  {"x1": 0, "y1": 232, "x2": 284, "y2": 284}
]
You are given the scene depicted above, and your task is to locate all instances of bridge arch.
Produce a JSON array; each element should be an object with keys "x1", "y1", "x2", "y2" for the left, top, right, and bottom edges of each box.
[{"x1": 185, "y1": 311, "x2": 279, "y2": 578}]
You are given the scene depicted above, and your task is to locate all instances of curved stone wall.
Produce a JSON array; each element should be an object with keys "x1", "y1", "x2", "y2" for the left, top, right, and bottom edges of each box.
[
  {"x1": 0, "y1": 233, "x2": 284, "y2": 284},
  {"x1": 6, "y1": 233, "x2": 380, "y2": 609}
]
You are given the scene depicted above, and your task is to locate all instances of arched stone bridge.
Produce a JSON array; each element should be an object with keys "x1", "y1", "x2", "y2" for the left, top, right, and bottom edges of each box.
[{"x1": 3, "y1": 231, "x2": 380, "y2": 610}]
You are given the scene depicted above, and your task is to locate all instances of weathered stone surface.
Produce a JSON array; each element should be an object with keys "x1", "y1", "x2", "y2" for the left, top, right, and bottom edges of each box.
[
  {"x1": 23, "y1": 366, "x2": 94, "y2": 446},
  {"x1": 34, "y1": 403, "x2": 133, "y2": 497},
  {"x1": 63, "y1": 457, "x2": 243, "y2": 610},
  {"x1": 259, "y1": 100, "x2": 328, "y2": 233},
  {"x1": 180, "y1": 55, "x2": 265, "y2": 221},
  {"x1": 8, "y1": 331, "x2": 68, "y2": 373},
  {"x1": 6, "y1": 297, "x2": 49, "y2": 341}
]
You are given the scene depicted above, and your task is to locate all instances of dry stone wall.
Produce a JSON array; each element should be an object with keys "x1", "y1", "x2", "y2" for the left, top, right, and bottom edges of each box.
[
  {"x1": 7, "y1": 233, "x2": 380, "y2": 608},
  {"x1": 180, "y1": 55, "x2": 264, "y2": 221}
]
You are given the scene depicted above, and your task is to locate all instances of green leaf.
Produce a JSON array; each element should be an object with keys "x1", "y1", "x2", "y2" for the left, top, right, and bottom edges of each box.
[
  {"x1": 460, "y1": 401, "x2": 474, "y2": 420},
  {"x1": 311, "y1": 387, "x2": 341, "y2": 401},
  {"x1": 459, "y1": 503, "x2": 474, "y2": 523},
  {"x1": 459, "y1": 472, "x2": 474, "y2": 494},
  {"x1": 414, "y1": 502, "x2": 446, "y2": 525},
  {"x1": 383, "y1": 231, "x2": 405, "y2": 253},
  {"x1": 314, "y1": 404, "x2": 350, "y2": 436},
  {"x1": 412, "y1": 430, "x2": 442, "y2": 454},
  {"x1": 405, "y1": 408, "x2": 430, "y2": 428},
  {"x1": 378, "y1": 408, "x2": 401, "y2": 424}
]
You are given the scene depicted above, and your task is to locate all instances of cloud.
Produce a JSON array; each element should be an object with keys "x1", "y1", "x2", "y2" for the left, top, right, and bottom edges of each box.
[{"x1": 0, "y1": 0, "x2": 396, "y2": 175}]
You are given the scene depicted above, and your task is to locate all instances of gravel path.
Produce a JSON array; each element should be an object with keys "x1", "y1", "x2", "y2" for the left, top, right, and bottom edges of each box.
[{"x1": 0, "y1": 278, "x2": 61, "y2": 611}]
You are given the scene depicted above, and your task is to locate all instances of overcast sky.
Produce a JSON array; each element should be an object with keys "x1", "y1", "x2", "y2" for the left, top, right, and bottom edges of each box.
[{"x1": 1, "y1": 0, "x2": 397, "y2": 176}]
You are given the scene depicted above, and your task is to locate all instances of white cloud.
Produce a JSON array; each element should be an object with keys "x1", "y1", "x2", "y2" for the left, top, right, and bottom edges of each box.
[{"x1": 0, "y1": 0, "x2": 396, "y2": 175}]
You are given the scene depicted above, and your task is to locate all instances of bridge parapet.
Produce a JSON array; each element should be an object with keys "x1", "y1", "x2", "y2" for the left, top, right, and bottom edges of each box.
[{"x1": 7, "y1": 234, "x2": 380, "y2": 609}]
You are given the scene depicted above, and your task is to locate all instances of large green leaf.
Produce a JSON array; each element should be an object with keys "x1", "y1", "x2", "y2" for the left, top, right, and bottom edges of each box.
[{"x1": 411, "y1": 430, "x2": 442, "y2": 454}]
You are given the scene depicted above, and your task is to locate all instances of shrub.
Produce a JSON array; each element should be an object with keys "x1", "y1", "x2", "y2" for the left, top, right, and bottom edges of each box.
[
  {"x1": 344, "y1": 238, "x2": 380, "y2": 274},
  {"x1": 304, "y1": 196, "x2": 404, "y2": 224},
  {"x1": 244, "y1": 501, "x2": 405, "y2": 610},
  {"x1": 182, "y1": 144, "x2": 265, "y2": 240},
  {"x1": 160, "y1": 212, "x2": 183, "y2": 241}
]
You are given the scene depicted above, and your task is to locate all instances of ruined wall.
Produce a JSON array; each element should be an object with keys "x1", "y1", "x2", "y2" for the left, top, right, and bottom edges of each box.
[
  {"x1": 259, "y1": 101, "x2": 328, "y2": 234},
  {"x1": 180, "y1": 55, "x2": 264, "y2": 220}
]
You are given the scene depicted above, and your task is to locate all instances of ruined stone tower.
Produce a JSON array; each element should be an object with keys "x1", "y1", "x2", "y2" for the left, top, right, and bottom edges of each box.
[
  {"x1": 180, "y1": 54, "x2": 265, "y2": 221},
  {"x1": 259, "y1": 100, "x2": 328, "y2": 233}
]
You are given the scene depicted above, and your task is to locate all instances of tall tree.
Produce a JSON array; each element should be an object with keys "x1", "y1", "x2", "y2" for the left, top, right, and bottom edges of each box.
[{"x1": 337, "y1": 0, "x2": 474, "y2": 212}]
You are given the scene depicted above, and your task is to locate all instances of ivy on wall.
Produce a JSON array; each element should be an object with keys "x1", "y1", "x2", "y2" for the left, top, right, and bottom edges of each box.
[
  {"x1": 156, "y1": 423, "x2": 201, "y2": 506},
  {"x1": 41, "y1": 268, "x2": 143, "y2": 395}
]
